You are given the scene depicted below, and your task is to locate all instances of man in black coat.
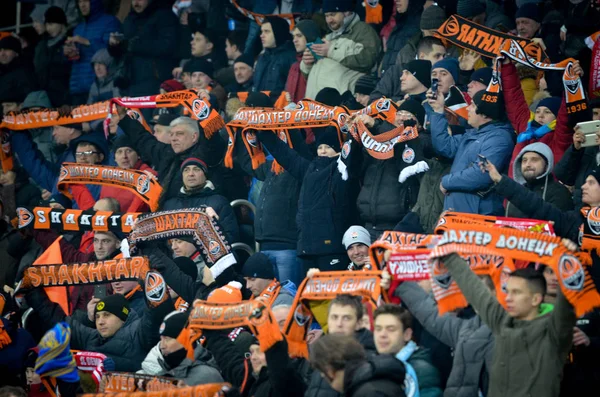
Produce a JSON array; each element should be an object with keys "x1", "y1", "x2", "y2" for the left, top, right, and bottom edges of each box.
[
  {"x1": 108, "y1": 0, "x2": 179, "y2": 96},
  {"x1": 252, "y1": 16, "x2": 297, "y2": 92},
  {"x1": 310, "y1": 334, "x2": 406, "y2": 397},
  {"x1": 162, "y1": 156, "x2": 239, "y2": 243},
  {"x1": 0, "y1": 36, "x2": 36, "y2": 109},
  {"x1": 117, "y1": 112, "x2": 227, "y2": 206}
]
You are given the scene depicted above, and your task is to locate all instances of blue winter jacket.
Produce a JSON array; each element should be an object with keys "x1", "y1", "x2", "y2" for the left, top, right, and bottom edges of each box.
[
  {"x1": 430, "y1": 112, "x2": 514, "y2": 215},
  {"x1": 70, "y1": 0, "x2": 121, "y2": 95},
  {"x1": 11, "y1": 131, "x2": 108, "y2": 200}
]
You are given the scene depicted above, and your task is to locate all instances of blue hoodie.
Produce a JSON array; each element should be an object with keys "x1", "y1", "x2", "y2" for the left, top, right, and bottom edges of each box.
[{"x1": 70, "y1": 0, "x2": 121, "y2": 95}]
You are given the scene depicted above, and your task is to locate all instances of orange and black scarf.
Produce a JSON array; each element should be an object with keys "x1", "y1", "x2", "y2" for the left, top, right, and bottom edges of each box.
[
  {"x1": 283, "y1": 271, "x2": 383, "y2": 358},
  {"x1": 16, "y1": 256, "x2": 150, "y2": 291},
  {"x1": 128, "y1": 209, "x2": 235, "y2": 279},
  {"x1": 431, "y1": 222, "x2": 600, "y2": 317},
  {"x1": 435, "y1": 14, "x2": 547, "y2": 60},
  {"x1": 57, "y1": 163, "x2": 162, "y2": 211},
  {"x1": 229, "y1": 0, "x2": 297, "y2": 28},
  {"x1": 15, "y1": 207, "x2": 140, "y2": 234}
]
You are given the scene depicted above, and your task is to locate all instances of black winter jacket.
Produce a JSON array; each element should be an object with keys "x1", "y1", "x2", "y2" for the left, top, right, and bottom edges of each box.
[
  {"x1": 114, "y1": 0, "x2": 179, "y2": 96},
  {"x1": 25, "y1": 288, "x2": 171, "y2": 372},
  {"x1": 344, "y1": 355, "x2": 406, "y2": 397},
  {"x1": 356, "y1": 121, "x2": 422, "y2": 236},
  {"x1": 234, "y1": 129, "x2": 311, "y2": 248},
  {"x1": 204, "y1": 330, "x2": 305, "y2": 397},
  {"x1": 252, "y1": 42, "x2": 297, "y2": 92},
  {"x1": 162, "y1": 182, "x2": 240, "y2": 243},
  {"x1": 257, "y1": 131, "x2": 359, "y2": 257},
  {"x1": 380, "y1": 0, "x2": 424, "y2": 74},
  {"x1": 554, "y1": 144, "x2": 598, "y2": 208},
  {"x1": 505, "y1": 176, "x2": 573, "y2": 218},
  {"x1": 118, "y1": 115, "x2": 226, "y2": 206},
  {"x1": 34, "y1": 34, "x2": 71, "y2": 106}
]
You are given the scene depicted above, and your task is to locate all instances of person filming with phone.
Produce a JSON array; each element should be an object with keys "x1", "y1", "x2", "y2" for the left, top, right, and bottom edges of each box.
[{"x1": 427, "y1": 83, "x2": 514, "y2": 215}]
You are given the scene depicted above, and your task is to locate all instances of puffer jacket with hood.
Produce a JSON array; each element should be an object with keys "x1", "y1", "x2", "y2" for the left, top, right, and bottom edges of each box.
[
  {"x1": 506, "y1": 142, "x2": 573, "y2": 218},
  {"x1": 140, "y1": 343, "x2": 223, "y2": 385},
  {"x1": 343, "y1": 355, "x2": 406, "y2": 397},
  {"x1": 252, "y1": 17, "x2": 298, "y2": 92},
  {"x1": 380, "y1": 0, "x2": 424, "y2": 75},
  {"x1": 70, "y1": 0, "x2": 121, "y2": 96},
  {"x1": 87, "y1": 49, "x2": 121, "y2": 104}
]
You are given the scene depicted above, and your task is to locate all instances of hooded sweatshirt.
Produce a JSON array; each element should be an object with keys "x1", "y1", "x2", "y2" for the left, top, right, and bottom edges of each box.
[
  {"x1": 87, "y1": 48, "x2": 121, "y2": 104},
  {"x1": 506, "y1": 142, "x2": 573, "y2": 218},
  {"x1": 252, "y1": 16, "x2": 297, "y2": 92}
]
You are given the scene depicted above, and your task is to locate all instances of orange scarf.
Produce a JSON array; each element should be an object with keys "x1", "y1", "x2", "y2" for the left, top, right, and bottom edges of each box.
[
  {"x1": 16, "y1": 207, "x2": 140, "y2": 234},
  {"x1": 0, "y1": 90, "x2": 223, "y2": 138},
  {"x1": 364, "y1": 0, "x2": 383, "y2": 24},
  {"x1": 283, "y1": 271, "x2": 382, "y2": 358},
  {"x1": 580, "y1": 207, "x2": 600, "y2": 253},
  {"x1": 17, "y1": 256, "x2": 150, "y2": 290},
  {"x1": 369, "y1": 231, "x2": 436, "y2": 270},
  {"x1": 128, "y1": 209, "x2": 234, "y2": 278},
  {"x1": 57, "y1": 163, "x2": 162, "y2": 211},
  {"x1": 0, "y1": 129, "x2": 13, "y2": 172},
  {"x1": 350, "y1": 120, "x2": 418, "y2": 160},
  {"x1": 100, "y1": 372, "x2": 226, "y2": 392},
  {"x1": 431, "y1": 222, "x2": 600, "y2": 317},
  {"x1": 236, "y1": 91, "x2": 290, "y2": 109},
  {"x1": 229, "y1": 0, "x2": 296, "y2": 28}
]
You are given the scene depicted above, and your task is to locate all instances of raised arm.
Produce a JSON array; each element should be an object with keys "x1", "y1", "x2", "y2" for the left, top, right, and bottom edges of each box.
[
  {"x1": 501, "y1": 62, "x2": 530, "y2": 134},
  {"x1": 442, "y1": 254, "x2": 508, "y2": 334},
  {"x1": 257, "y1": 130, "x2": 311, "y2": 180},
  {"x1": 395, "y1": 282, "x2": 464, "y2": 347},
  {"x1": 429, "y1": 113, "x2": 464, "y2": 159}
]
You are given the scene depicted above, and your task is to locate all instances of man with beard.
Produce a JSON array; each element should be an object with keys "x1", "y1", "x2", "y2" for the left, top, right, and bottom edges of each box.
[{"x1": 505, "y1": 142, "x2": 573, "y2": 218}]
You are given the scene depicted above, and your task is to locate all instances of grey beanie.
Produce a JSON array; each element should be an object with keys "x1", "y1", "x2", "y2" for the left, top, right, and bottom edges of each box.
[
  {"x1": 295, "y1": 19, "x2": 321, "y2": 43},
  {"x1": 91, "y1": 48, "x2": 113, "y2": 66},
  {"x1": 420, "y1": 5, "x2": 447, "y2": 30},
  {"x1": 342, "y1": 226, "x2": 371, "y2": 250}
]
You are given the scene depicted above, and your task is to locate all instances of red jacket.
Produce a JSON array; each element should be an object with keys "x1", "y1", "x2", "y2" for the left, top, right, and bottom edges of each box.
[
  {"x1": 285, "y1": 56, "x2": 307, "y2": 103},
  {"x1": 69, "y1": 159, "x2": 157, "y2": 212},
  {"x1": 502, "y1": 62, "x2": 572, "y2": 178}
]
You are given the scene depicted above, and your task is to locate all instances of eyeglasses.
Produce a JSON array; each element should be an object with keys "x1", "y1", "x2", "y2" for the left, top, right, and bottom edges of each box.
[{"x1": 75, "y1": 150, "x2": 100, "y2": 157}]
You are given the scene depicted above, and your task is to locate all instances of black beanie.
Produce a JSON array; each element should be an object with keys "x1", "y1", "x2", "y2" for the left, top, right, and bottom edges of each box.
[
  {"x1": 242, "y1": 253, "x2": 275, "y2": 279},
  {"x1": 315, "y1": 87, "x2": 342, "y2": 106},
  {"x1": 456, "y1": 0, "x2": 486, "y2": 18},
  {"x1": 586, "y1": 163, "x2": 600, "y2": 182},
  {"x1": 472, "y1": 90, "x2": 504, "y2": 120},
  {"x1": 516, "y1": 3, "x2": 542, "y2": 23},
  {"x1": 159, "y1": 311, "x2": 189, "y2": 338},
  {"x1": 265, "y1": 16, "x2": 291, "y2": 48},
  {"x1": 354, "y1": 75, "x2": 378, "y2": 96},
  {"x1": 173, "y1": 256, "x2": 198, "y2": 281},
  {"x1": 404, "y1": 60, "x2": 432, "y2": 89},
  {"x1": 183, "y1": 58, "x2": 214, "y2": 79},
  {"x1": 0, "y1": 36, "x2": 21, "y2": 55},
  {"x1": 112, "y1": 134, "x2": 135, "y2": 152},
  {"x1": 295, "y1": 19, "x2": 321, "y2": 43},
  {"x1": 322, "y1": 0, "x2": 353, "y2": 12},
  {"x1": 399, "y1": 99, "x2": 426, "y2": 126},
  {"x1": 95, "y1": 294, "x2": 131, "y2": 322},
  {"x1": 314, "y1": 126, "x2": 342, "y2": 153},
  {"x1": 246, "y1": 92, "x2": 273, "y2": 107},
  {"x1": 234, "y1": 53, "x2": 255, "y2": 68},
  {"x1": 44, "y1": 6, "x2": 68, "y2": 25}
]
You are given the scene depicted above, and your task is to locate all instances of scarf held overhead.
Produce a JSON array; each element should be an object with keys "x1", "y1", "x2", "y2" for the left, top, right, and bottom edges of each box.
[
  {"x1": 435, "y1": 14, "x2": 547, "y2": 60},
  {"x1": 57, "y1": 163, "x2": 162, "y2": 212},
  {"x1": 15, "y1": 207, "x2": 140, "y2": 234},
  {"x1": 431, "y1": 222, "x2": 600, "y2": 317},
  {"x1": 128, "y1": 209, "x2": 235, "y2": 279}
]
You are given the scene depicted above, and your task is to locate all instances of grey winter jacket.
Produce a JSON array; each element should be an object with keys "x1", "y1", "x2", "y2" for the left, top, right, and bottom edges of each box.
[
  {"x1": 140, "y1": 343, "x2": 224, "y2": 385},
  {"x1": 396, "y1": 282, "x2": 494, "y2": 397}
]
